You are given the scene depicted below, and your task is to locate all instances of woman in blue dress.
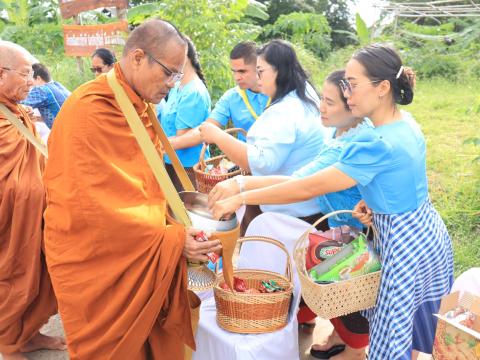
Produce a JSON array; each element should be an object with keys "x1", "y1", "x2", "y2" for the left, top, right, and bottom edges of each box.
[
  {"x1": 210, "y1": 69, "x2": 371, "y2": 359},
  {"x1": 159, "y1": 37, "x2": 211, "y2": 191},
  {"x1": 209, "y1": 44, "x2": 454, "y2": 360}
]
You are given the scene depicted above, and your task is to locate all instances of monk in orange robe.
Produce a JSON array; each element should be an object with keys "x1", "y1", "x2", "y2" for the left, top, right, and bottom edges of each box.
[
  {"x1": 0, "y1": 41, "x2": 66, "y2": 360},
  {"x1": 43, "y1": 20, "x2": 221, "y2": 360}
]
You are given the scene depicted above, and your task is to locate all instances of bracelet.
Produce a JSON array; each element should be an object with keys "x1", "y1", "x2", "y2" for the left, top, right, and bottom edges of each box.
[{"x1": 234, "y1": 175, "x2": 245, "y2": 193}]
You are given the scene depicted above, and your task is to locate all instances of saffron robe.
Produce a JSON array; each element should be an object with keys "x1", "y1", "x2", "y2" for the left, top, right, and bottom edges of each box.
[
  {"x1": 0, "y1": 97, "x2": 57, "y2": 354},
  {"x1": 43, "y1": 64, "x2": 195, "y2": 360}
]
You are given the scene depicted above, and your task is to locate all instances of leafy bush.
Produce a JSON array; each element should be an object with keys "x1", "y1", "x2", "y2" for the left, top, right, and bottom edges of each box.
[
  {"x1": 261, "y1": 12, "x2": 331, "y2": 59},
  {"x1": 128, "y1": 0, "x2": 261, "y2": 102},
  {"x1": 403, "y1": 47, "x2": 461, "y2": 81},
  {"x1": 0, "y1": 23, "x2": 64, "y2": 57}
]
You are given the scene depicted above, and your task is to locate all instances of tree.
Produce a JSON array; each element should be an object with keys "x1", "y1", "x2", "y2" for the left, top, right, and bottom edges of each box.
[
  {"x1": 128, "y1": 0, "x2": 262, "y2": 101},
  {"x1": 326, "y1": 0, "x2": 355, "y2": 48}
]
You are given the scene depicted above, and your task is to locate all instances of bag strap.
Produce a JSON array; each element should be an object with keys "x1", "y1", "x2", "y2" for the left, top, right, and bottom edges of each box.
[
  {"x1": 236, "y1": 86, "x2": 271, "y2": 120},
  {"x1": 0, "y1": 103, "x2": 48, "y2": 158},
  {"x1": 106, "y1": 69, "x2": 191, "y2": 227},
  {"x1": 146, "y1": 105, "x2": 195, "y2": 192}
]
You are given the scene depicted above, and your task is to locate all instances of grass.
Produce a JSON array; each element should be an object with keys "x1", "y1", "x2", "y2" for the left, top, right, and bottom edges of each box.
[{"x1": 408, "y1": 79, "x2": 480, "y2": 275}]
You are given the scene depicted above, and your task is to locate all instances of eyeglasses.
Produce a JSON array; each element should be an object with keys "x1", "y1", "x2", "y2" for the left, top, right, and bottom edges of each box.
[
  {"x1": 339, "y1": 79, "x2": 382, "y2": 97},
  {"x1": 1, "y1": 67, "x2": 34, "y2": 80},
  {"x1": 256, "y1": 66, "x2": 275, "y2": 80},
  {"x1": 90, "y1": 66, "x2": 105, "y2": 74},
  {"x1": 144, "y1": 51, "x2": 183, "y2": 83}
]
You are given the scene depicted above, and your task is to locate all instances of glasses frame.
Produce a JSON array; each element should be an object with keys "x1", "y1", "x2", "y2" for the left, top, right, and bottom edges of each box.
[
  {"x1": 339, "y1": 79, "x2": 382, "y2": 97},
  {"x1": 143, "y1": 51, "x2": 183, "y2": 84},
  {"x1": 1, "y1": 67, "x2": 34, "y2": 80},
  {"x1": 90, "y1": 66, "x2": 106, "y2": 74}
]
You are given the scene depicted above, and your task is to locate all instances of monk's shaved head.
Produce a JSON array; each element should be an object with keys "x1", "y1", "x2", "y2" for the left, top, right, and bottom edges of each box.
[
  {"x1": 120, "y1": 18, "x2": 187, "y2": 104},
  {"x1": 0, "y1": 41, "x2": 34, "y2": 68},
  {"x1": 123, "y1": 19, "x2": 186, "y2": 59}
]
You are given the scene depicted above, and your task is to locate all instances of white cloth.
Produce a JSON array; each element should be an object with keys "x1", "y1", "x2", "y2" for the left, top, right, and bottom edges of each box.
[
  {"x1": 34, "y1": 121, "x2": 50, "y2": 143},
  {"x1": 451, "y1": 268, "x2": 480, "y2": 298},
  {"x1": 193, "y1": 212, "x2": 312, "y2": 360}
]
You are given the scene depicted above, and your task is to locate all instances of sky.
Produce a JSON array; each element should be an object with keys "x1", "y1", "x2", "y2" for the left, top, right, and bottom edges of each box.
[{"x1": 351, "y1": 0, "x2": 386, "y2": 26}]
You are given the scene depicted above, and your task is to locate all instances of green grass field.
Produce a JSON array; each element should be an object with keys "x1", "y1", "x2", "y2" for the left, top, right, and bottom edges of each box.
[{"x1": 408, "y1": 79, "x2": 479, "y2": 275}]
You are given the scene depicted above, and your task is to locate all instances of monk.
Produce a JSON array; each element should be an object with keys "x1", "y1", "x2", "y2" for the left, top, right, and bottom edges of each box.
[
  {"x1": 0, "y1": 41, "x2": 66, "y2": 360},
  {"x1": 43, "y1": 20, "x2": 221, "y2": 360}
]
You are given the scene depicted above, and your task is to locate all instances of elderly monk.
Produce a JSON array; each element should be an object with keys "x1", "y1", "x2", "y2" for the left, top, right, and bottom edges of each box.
[
  {"x1": 0, "y1": 41, "x2": 66, "y2": 360},
  {"x1": 43, "y1": 19, "x2": 221, "y2": 360}
]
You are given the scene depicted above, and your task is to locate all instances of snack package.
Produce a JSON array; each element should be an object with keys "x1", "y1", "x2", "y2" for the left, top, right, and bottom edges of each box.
[
  {"x1": 195, "y1": 231, "x2": 220, "y2": 264},
  {"x1": 306, "y1": 226, "x2": 359, "y2": 270},
  {"x1": 309, "y1": 233, "x2": 381, "y2": 283}
]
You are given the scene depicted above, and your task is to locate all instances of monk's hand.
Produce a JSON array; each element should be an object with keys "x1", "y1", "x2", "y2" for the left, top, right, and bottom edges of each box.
[
  {"x1": 198, "y1": 122, "x2": 222, "y2": 144},
  {"x1": 208, "y1": 178, "x2": 240, "y2": 208},
  {"x1": 353, "y1": 200, "x2": 373, "y2": 226},
  {"x1": 210, "y1": 195, "x2": 243, "y2": 220},
  {"x1": 183, "y1": 228, "x2": 222, "y2": 262}
]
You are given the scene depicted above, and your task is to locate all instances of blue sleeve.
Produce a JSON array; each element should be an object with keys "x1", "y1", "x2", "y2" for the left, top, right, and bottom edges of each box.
[
  {"x1": 246, "y1": 104, "x2": 297, "y2": 174},
  {"x1": 175, "y1": 90, "x2": 210, "y2": 130},
  {"x1": 209, "y1": 90, "x2": 232, "y2": 127},
  {"x1": 292, "y1": 147, "x2": 339, "y2": 178},
  {"x1": 333, "y1": 131, "x2": 392, "y2": 186},
  {"x1": 21, "y1": 87, "x2": 48, "y2": 108}
]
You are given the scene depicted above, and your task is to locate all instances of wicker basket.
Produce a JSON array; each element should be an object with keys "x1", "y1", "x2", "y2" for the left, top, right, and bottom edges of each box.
[
  {"x1": 294, "y1": 210, "x2": 382, "y2": 319},
  {"x1": 193, "y1": 128, "x2": 249, "y2": 194},
  {"x1": 214, "y1": 236, "x2": 293, "y2": 334}
]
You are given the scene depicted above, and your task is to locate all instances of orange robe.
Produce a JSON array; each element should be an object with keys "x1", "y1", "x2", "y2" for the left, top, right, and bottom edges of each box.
[
  {"x1": 0, "y1": 97, "x2": 57, "y2": 354},
  {"x1": 43, "y1": 64, "x2": 195, "y2": 360}
]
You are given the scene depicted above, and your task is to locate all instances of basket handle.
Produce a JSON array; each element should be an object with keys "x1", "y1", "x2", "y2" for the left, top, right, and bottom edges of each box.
[
  {"x1": 198, "y1": 127, "x2": 248, "y2": 171},
  {"x1": 294, "y1": 210, "x2": 377, "y2": 274},
  {"x1": 232, "y1": 236, "x2": 293, "y2": 283}
]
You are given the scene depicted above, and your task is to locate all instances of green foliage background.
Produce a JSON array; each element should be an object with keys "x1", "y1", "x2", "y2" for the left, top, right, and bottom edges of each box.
[{"x1": 0, "y1": 0, "x2": 478, "y2": 272}]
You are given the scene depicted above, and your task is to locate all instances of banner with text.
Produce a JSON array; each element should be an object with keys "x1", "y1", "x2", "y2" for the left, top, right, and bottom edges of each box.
[{"x1": 63, "y1": 21, "x2": 128, "y2": 56}]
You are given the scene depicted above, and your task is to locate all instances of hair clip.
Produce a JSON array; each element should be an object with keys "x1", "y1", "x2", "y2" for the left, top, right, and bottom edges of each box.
[{"x1": 395, "y1": 66, "x2": 404, "y2": 79}]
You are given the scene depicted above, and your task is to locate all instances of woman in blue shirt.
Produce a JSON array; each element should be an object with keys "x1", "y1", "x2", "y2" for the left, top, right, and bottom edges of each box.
[
  {"x1": 210, "y1": 44, "x2": 454, "y2": 360},
  {"x1": 159, "y1": 37, "x2": 211, "y2": 191},
  {"x1": 199, "y1": 40, "x2": 326, "y2": 231},
  {"x1": 209, "y1": 69, "x2": 370, "y2": 359}
]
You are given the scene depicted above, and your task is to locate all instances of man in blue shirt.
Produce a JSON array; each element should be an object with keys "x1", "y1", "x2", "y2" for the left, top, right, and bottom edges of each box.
[
  {"x1": 21, "y1": 63, "x2": 70, "y2": 128},
  {"x1": 207, "y1": 41, "x2": 270, "y2": 141}
]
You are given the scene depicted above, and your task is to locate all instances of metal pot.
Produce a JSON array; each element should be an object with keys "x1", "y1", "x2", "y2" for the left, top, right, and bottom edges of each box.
[{"x1": 179, "y1": 191, "x2": 238, "y2": 232}]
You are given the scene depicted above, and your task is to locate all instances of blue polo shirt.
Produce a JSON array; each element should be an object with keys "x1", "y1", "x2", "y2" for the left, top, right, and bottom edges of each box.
[
  {"x1": 209, "y1": 87, "x2": 269, "y2": 141},
  {"x1": 159, "y1": 78, "x2": 211, "y2": 167},
  {"x1": 334, "y1": 112, "x2": 429, "y2": 214}
]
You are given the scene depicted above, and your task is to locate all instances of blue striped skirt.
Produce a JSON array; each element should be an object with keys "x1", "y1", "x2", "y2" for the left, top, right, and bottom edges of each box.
[{"x1": 362, "y1": 199, "x2": 454, "y2": 360}]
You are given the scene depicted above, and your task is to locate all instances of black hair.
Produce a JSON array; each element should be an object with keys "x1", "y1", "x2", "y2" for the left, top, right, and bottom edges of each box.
[
  {"x1": 257, "y1": 39, "x2": 319, "y2": 112},
  {"x1": 32, "y1": 63, "x2": 51, "y2": 82},
  {"x1": 185, "y1": 37, "x2": 207, "y2": 86},
  {"x1": 91, "y1": 47, "x2": 117, "y2": 66},
  {"x1": 230, "y1": 41, "x2": 257, "y2": 65},
  {"x1": 352, "y1": 43, "x2": 414, "y2": 105},
  {"x1": 325, "y1": 70, "x2": 349, "y2": 110}
]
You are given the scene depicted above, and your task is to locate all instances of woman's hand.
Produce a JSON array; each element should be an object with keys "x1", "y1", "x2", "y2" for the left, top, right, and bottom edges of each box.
[
  {"x1": 210, "y1": 195, "x2": 243, "y2": 220},
  {"x1": 199, "y1": 122, "x2": 223, "y2": 144},
  {"x1": 208, "y1": 178, "x2": 241, "y2": 208},
  {"x1": 352, "y1": 200, "x2": 373, "y2": 226},
  {"x1": 183, "y1": 228, "x2": 222, "y2": 262}
]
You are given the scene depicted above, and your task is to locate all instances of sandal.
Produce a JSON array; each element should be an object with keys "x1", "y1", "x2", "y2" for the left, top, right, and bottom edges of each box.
[{"x1": 310, "y1": 344, "x2": 345, "y2": 359}]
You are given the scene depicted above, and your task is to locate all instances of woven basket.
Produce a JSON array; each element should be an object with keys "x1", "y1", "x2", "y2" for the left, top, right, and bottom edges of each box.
[
  {"x1": 193, "y1": 128, "x2": 249, "y2": 194},
  {"x1": 214, "y1": 236, "x2": 293, "y2": 334},
  {"x1": 294, "y1": 210, "x2": 382, "y2": 319}
]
